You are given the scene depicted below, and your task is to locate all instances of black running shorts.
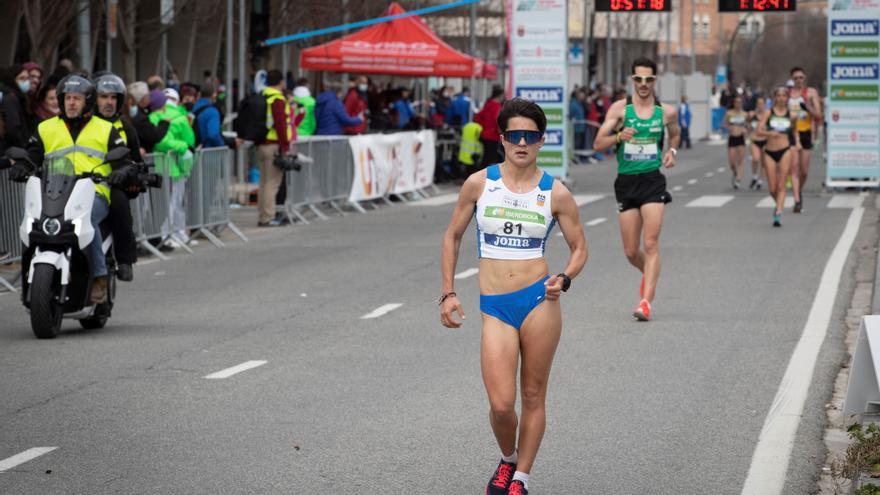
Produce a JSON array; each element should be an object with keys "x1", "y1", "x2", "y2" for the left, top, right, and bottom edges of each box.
[
  {"x1": 798, "y1": 131, "x2": 813, "y2": 150},
  {"x1": 614, "y1": 169, "x2": 672, "y2": 213}
]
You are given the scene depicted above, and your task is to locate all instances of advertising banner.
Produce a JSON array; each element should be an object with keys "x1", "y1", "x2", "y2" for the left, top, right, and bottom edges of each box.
[
  {"x1": 827, "y1": 1, "x2": 880, "y2": 185},
  {"x1": 348, "y1": 131, "x2": 436, "y2": 203},
  {"x1": 509, "y1": 0, "x2": 569, "y2": 179}
]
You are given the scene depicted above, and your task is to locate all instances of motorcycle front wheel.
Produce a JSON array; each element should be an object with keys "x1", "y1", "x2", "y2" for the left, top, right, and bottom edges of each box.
[{"x1": 29, "y1": 264, "x2": 62, "y2": 339}]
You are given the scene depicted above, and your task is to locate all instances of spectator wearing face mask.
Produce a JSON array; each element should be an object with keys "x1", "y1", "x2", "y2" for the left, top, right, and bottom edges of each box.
[
  {"x1": 0, "y1": 65, "x2": 34, "y2": 152},
  {"x1": 343, "y1": 75, "x2": 369, "y2": 135}
]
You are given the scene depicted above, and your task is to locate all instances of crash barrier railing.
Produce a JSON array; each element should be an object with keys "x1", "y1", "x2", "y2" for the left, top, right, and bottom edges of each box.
[
  {"x1": 0, "y1": 168, "x2": 26, "y2": 292},
  {"x1": 283, "y1": 136, "x2": 357, "y2": 223},
  {"x1": 1, "y1": 148, "x2": 247, "y2": 292},
  {"x1": 280, "y1": 131, "x2": 438, "y2": 224},
  {"x1": 134, "y1": 148, "x2": 247, "y2": 259}
]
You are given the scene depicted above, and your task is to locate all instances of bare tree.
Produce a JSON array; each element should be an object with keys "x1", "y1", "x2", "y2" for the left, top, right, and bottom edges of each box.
[{"x1": 19, "y1": 0, "x2": 78, "y2": 68}]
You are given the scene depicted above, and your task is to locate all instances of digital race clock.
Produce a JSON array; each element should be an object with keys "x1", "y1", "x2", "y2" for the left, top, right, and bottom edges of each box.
[
  {"x1": 595, "y1": 0, "x2": 671, "y2": 12},
  {"x1": 718, "y1": 0, "x2": 796, "y2": 11}
]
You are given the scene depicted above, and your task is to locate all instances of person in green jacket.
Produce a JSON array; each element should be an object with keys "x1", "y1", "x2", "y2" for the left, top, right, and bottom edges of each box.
[
  {"x1": 149, "y1": 88, "x2": 195, "y2": 248},
  {"x1": 292, "y1": 80, "x2": 316, "y2": 137}
]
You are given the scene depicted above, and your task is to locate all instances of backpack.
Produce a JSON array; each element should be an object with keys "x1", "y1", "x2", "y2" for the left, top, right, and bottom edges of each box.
[
  {"x1": 192, "y1": 105, "x2": 209, "y2": 147},
  {"x1": 233, "y1": 93, "x2": 268, "y2": 143}
]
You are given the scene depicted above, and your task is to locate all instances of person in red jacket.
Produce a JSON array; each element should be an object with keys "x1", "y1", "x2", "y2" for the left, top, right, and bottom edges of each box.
[
  {"x1": 475, "y1": 85, "x2": 504, "y2": 170},
  {"x1": 343, "y1": 75, "x2": 368, "y2": 135}
]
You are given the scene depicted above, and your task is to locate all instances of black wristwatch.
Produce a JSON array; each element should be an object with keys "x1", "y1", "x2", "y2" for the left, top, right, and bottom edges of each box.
[{"x1": 557, "y1": 273, "x2": 572, "y2": 292}]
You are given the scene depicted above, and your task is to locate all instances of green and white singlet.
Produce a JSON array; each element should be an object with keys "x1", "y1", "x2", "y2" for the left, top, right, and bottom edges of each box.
[{"x1": 616, "y1": 102, "x2": 664, "y2": 175}]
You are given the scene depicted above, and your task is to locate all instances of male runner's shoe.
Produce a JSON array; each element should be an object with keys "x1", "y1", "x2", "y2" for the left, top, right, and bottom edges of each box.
[
  {"x1": 793, "y1": 201, "x2": 803, "y2": 213},
  {"x1": 633, "y1": 299, "x2": 652, "y2": 321},
  {"x1": 749, "y1": 177, "x2": 757, "y2": 190},
  {"x1": 508, "y1": 480, "x2": 528, "y2": 495},
  {"x1": 487, "y1": 460, "x2": 516, "y2": 495},
  {"x1": 773, "y1": 214, "x2": 782, "y2": 228}
]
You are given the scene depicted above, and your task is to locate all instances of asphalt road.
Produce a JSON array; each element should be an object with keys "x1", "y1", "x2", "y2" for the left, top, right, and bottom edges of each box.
[{"x1": 0, "y1": 141, "x2": 870, "y2": 494}]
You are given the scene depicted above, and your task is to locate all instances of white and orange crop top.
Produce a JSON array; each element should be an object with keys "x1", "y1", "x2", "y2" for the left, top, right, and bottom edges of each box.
[{"x1": 475, "y1": 164, "x2": 556, "y2": 260}]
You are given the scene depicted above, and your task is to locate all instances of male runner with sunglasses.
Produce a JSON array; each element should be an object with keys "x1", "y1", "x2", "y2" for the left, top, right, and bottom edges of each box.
[{"x1": 593, "y1": 57, "x2": 680, "y2": 321}]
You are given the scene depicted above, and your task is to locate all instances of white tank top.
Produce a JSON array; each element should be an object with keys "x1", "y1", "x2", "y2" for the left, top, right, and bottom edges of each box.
[{"x1": 475, "y1": 164, "x2": 556, "y2": 260}]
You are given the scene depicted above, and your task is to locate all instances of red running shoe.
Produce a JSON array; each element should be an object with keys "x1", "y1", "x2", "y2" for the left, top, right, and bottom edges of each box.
[
  {"x1": 508, "y1": 480, "x2": 528, "y2": 495},
  {"x1": 633, "y1": 299, "x2": 652, "y2": 321},
  {"x1": 486, "y1": 460, "x2": 516, "y2": 495}
]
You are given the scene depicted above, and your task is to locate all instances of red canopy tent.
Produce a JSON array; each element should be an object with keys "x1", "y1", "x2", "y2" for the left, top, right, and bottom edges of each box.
[{"x1": 300, "y1": 3, "x2": 495, "y2": 79}]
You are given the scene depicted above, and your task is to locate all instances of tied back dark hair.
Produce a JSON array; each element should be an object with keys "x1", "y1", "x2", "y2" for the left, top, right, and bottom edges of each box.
[
  {"x1": 497, "y1": 98, "x2": 547, "y2": 134},
  {"x1": 266, "y1": 69, "x2": 284, "y2": 87},
  {"x1": 631, "y1": 57, "x2": 657, "y2": 76}
]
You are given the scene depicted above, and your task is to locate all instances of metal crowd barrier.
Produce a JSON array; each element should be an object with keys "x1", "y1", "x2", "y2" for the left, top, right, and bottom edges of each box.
[
  {"x1": 283, "y1": 136, "x2": 357, "y2": 224},
  {"x1": 134, "y1": 148, "x2": 247, "y2": 258},
  {"x1": 0, "y1": 168, "x2": 25, "y2": 292}
]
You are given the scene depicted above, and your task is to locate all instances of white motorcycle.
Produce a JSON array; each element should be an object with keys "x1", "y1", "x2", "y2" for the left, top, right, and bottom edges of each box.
[{"x1": 6, "y1": 146, "x2": 130, "y2": 338}]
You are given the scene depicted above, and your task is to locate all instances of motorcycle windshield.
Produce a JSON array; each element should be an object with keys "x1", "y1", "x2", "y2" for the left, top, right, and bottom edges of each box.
[{"x1": 42, "y1": 157, "x2": 77, "y2": 216}]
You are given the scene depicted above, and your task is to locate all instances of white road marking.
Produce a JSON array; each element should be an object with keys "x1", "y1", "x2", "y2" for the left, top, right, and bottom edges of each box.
[
  {"x1": 828, "y1": 193, "x2": 866, "y2": 209},
  {"x1": 686, "y1": 195, "x2": 734, "y2": 208},
  {"x1": 755, "y1": 197, "x2": 795, "y2": 208},
  {"x1": 411, "y1": 193, "x2": 458, "y2": 206},
  {"x1": 586, "y1": 217, "x2": 608, "y2": 226},
  {"x1": 741, "y1": 207, "x2": 864, "y2": 494},
  {"x1": 717, "y1": 167, "x2": 726, "y2": 173},
  {"x1": 360, "y1": 303, "x2": 403, "y2": 319},
  {"x1": 573, "y1": 194, "x2": 606, "y2": 207},
  {"x1": 687, "y1": 179, "x2": 698, "y2": 185},
  {"x1": 454, "y1": 268, "x2": 479, "y2": 279},
  {"x1": 705, "y1": 171, "x2": 715, "y2": 177},
  {"x1": 0, "y1": 447, "x2": 58, "y2": 472},
  {"x1": 672, "y1": 185, "x2": 683, "y2": 192},
  {"x1": 204, "y1": 360, "x2": 268, "y2": 379}
]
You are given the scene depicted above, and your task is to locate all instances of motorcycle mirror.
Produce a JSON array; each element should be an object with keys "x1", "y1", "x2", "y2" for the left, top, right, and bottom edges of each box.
[
  {"x1": 5, "y1": 147, "x2": 29, "y2": 162},
  {"x1": 104, "y1": 147, "x2": 130, "y2": 163}
]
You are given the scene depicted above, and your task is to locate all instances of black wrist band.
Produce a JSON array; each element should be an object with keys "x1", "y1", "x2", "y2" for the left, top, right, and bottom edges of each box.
[
  {"x1": 557, "y1": 273, "x2": 572, "y2": 292},
  {"x1": 438, "y1": 292, "x2": 457, "y2": 305}
]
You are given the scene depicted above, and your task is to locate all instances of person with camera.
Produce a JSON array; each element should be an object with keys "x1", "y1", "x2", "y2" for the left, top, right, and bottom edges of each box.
[
  {"x1": 94, "y1": 73, "x2": 142, "y2": 282},
  {"x1": 257, "y1": 70, "x2": 293, "y2": 227},
  {"x1": 9, "y1": 75, "x2": 131, "y2": 304}
]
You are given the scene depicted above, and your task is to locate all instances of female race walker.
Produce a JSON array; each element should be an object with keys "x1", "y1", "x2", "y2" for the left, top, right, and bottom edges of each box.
[
  {"x1": 756, "y1": 86, "x2": 801, "y2": 227},
  {"x1": 440, "y1": 98, "x2": 588, "y2": 495},
  {"x1": 748, "y1": 96, "x2": 768, "y2": 190},
  {"x1": 722, "y1": 94, "x2": 749, "y2": 190}
]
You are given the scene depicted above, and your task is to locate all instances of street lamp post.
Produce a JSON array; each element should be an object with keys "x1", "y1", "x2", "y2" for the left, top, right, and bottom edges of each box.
[{"x1": 725, "y1": 16, "x2": 750, "y2": 89}]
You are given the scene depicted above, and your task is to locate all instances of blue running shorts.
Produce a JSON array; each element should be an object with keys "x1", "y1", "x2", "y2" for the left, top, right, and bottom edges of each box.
[{"x1": 480, "y1": 276, "x2": 550, "y2": 330}]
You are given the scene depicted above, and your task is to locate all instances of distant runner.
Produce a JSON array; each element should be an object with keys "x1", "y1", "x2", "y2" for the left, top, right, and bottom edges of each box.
[
  {"x1": 593, "y1": 57, "x2": 680, "y2": 321},
  {"x1": 787, "y1": 66, "x2": 822, "y2": 213}
]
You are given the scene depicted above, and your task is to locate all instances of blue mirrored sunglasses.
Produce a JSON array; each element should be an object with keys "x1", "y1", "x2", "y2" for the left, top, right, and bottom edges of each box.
[{"x1": 503, "y1": 130, "x2": 543, "y2": 145}]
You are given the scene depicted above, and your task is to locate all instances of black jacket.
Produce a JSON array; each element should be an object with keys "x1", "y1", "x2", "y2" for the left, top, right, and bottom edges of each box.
[
  {"x1": 128, "y1": 106, "x2": 169, "y2": 153},
  {"x1": 0, "y1": 83, "x2": 32, "y2": 152}
]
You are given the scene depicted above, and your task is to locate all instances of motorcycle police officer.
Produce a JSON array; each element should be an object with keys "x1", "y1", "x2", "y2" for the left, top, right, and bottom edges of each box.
[
  {"x1": 94, "y1": 72, "x2": 141, "y2": 282},
  {"x1": 9, "y1": 74, "x2": 131, "y2": 304}
]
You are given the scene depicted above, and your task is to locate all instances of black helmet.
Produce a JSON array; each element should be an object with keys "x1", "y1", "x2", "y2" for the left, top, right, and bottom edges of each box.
[
  {"x1": 56, "y1": 74, "x2": 96, "y2": 121},
  {"x1": 94, "y1": 73, "x2": 126, "y2": 117}
]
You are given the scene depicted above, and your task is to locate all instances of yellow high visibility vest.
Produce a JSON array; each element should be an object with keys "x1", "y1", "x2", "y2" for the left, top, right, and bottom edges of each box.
[
  {"x1": 264, "y1": 87, "x2": 292, "y2": 142},
  {"x1": 458, "y1": 122, "x2": 483, "y2": 166},
  {"x1": 111, "y1": 118, "x2": 128, "y2": 144},
  {"x1": 38, "y1": 116, "x2": 114, "y2": 203}
]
